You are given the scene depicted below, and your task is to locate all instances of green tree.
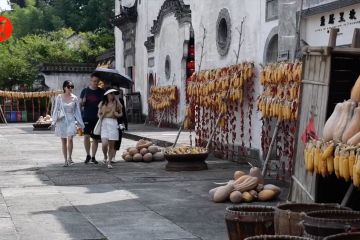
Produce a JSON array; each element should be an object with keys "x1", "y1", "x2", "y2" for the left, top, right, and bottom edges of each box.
[{"x1": 0, "y1": 28, "x2": 114, "y2": 88}]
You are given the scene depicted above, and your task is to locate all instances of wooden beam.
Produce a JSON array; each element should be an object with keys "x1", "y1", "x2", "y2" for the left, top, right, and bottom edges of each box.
[
  {"x1": 328, "y1": 28, "x2": 339, "y2": 48},
  {"x1": 352, "y1": 28, "x2": 360, "y2": 48},
  {"x1": 302, "y1": 80, "x2": 328, "y2": 86},
  {"x1": 332, "y1": 48, "x2": 360, "y2": 56}
]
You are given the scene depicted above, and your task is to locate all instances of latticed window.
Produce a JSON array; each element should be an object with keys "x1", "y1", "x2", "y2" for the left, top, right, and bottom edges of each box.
[{"x1": 266, "y1": 0, "x2": 279, "y2": 21}]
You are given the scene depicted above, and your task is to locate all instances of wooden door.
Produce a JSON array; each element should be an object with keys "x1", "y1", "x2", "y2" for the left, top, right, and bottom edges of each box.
[{"x1": 290, "y1": 48, "x2": 332, "y2": 203}]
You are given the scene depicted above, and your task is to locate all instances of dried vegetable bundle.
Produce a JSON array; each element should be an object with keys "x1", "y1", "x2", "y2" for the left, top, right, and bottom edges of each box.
[
  {"x1": 148, "y1": 86, "x2": 178, "y2": 111},
  {"x1": 304, "y1": 140, "x2": 360, "y2": 187},
  {"x1": 0, "y1": 90, "x2": 62, "y2": 98},
  {"x1": 257, "y1": 61, "x2": 302, "y2": 121},
  {"x1": 185, "y1": 62, "x2": 255, "y2": 130}
]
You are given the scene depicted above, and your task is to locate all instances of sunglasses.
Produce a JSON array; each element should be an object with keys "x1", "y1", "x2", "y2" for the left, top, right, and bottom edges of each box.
[{"x1": 66, "y1": 85, "x2": 74, "y2": 89}]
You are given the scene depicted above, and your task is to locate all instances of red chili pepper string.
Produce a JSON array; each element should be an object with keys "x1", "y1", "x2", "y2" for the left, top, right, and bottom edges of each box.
[
  {"x1": 239, "y1": 98, "x2": 245, "y2": 157},
  {"x1": 247, "y1": 74, "x2": 255, "y2": 151}
]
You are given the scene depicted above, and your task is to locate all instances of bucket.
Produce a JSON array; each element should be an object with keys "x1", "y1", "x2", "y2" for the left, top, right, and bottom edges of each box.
[
  {"x1": 245, "y1": 235, "x2": 312, "y2": 240},
  {"x1": 22, "y1": 111, "x2": 27, "y2": 122},
  {"x1": 10, "y1": 111, "x2": 16, "y2": 122},
  {"x1": 5, "y1": 112, "x2": 11, "y2": 122},
  {"x1": 16, "y1": 111, "x2": 22, "y2": 122},
  {"x1": 323, "y1": 232, "x2": 360, "y2": 240},
  {"x1": 303, "y1": 210, "x2": 360, "y2": 239},
  {"x1": 275, "y1": 203, "x2": 350, "y2": 236},
  {"x1": 225, "y1": 205, "x2": 275, "y2": 240}
]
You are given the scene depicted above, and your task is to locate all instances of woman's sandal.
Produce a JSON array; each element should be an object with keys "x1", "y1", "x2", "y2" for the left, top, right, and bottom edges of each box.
[
  {"x1": 107, "y1": 163, "x2": 113, "y2": 169},
  {"x1": 68, "y1": 159, "x2": 74, "y2": 165},
  {"x1": 63, "y1": 161, "x2": 69, "y2": 167}
]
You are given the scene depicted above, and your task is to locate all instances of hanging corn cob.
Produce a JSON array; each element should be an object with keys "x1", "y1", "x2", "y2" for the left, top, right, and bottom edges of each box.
[
  {"x1": 186, "y1": 62, "x2": 255, "y2": 127},
  {"x1": 304, "y1": 139, "x2": 360, "y2": 186},
  {"x1": 148, "y1": 86, "x2": 178, "y2": 111},
  {"x1": 258, "y1": 61, "x2": 302, "y2": 121},
  {"x1": 0, "y1": 90, "x2": 61, "y2": 98}
]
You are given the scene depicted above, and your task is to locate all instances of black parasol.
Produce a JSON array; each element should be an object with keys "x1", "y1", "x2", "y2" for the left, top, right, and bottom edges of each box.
[{"x1": 92, "y1": 68, "x2": 133, "y2": 89}]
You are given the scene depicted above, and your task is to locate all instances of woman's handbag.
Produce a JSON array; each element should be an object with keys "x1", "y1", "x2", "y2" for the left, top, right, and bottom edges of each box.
[
  {"x1": 93, "y1": 118, "x2": 102, "y2": 135},
  {"x1": 56, "y1": 96, "x2": 65, "y2": 121},
  {"x1": 57, "y1": 108, "x2": 65, "y2": 120}
]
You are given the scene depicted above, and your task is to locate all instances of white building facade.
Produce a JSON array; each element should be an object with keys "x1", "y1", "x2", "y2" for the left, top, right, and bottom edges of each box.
[
  {"x1": 113, "y1": 0, "x2": 360, "y2": 163},
  {"x1": 114, "y1": 0, "x2": 279, "y2": 162}
]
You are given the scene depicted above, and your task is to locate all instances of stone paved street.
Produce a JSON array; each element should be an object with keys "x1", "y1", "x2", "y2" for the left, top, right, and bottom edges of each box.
[
  {"x1": 0, "y1": 123, "x2": 289, "y2": 240},
  {"x1": 0, "y1": 123, "x2": 255, "y2": 240}
]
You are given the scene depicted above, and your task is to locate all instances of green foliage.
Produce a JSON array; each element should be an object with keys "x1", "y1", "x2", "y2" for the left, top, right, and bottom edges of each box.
[
  {"x1": 0, "y1": 0, "x2": 115, "y2": 89},
  {"x1": 7, "y1": 0, "x2": 114, "y2": 36},
  {"x1": 0, "y1": 28, "x2": 114, "y2": 88}
]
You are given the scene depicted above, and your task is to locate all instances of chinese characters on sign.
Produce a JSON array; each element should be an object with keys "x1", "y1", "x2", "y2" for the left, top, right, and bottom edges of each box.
[
  {"x1": 0, "y1": 16, "x2": 13, "y2": 42},
  {"x1": 305, "y1": 4, "x2": 360, "y2": 46},
  {"x1": 320, "y1": 9, "x2": 357, "y2": 26}
]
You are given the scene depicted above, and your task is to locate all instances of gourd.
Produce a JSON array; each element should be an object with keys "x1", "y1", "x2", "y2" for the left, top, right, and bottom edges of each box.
[
  {"x1": 234, "y1": 175, "x2": 251, "y2": 185},
  {"x1": 124, "y1": 154, "x2": 133, "y2": 162},
  {"x1": 209, "y1": 187, "x2": 221, "y2": 201},
  {"x1": 333, "y1": 101, "x2": 355, "y2": 142},
  {"x1": 263, "y1": 184, "x2": 281, "y2": 197},
  {"x1": 122, "y1": 151, "x2": 129, "y2": 160},
  {"x1": 347, "y1": 131, "x2": 360, "y2": 145},
  {"x1": 229, "y1": 191, "x2": 242, "y2": 203},
  {"x1": 342, "y1": 107, "x2": 360, "y2": 143},
  {"x1": 256, "y1": 184, "x2": 264, "y2": 192},
  {"x1": 233, "y1": 176, "x2": 258, "y2": 192},
  {"x1": 213, "y1": 182, "x2": 234, "y2": 203},
  {"x1": 242, "y1": 192, "x2": 254, "y2": 202},
  {"x1": 323, "y1": 103, "x2": 343, "y2": 141},
  {"x1": 143, "y1": 153, "x2": 153, "y2": 162},
  {"x1": 234, "y1": 171, "x2": 246, "y2": 180},
  {"x1": 128, "y1": 147, "x2": 139, "y2": 156},
  {"x1": 350, "y1": 74, "x2": 360, "y2": 102},
  {"x1": 136, "y1": 139, "x2": 147, "y2": 149},
  {"x1": 249, "y1": 167, "x2": 264, "y2": 184},
  {"x1": 258, "y1": 189, "x2": 277, "y2": 201},
  {"x1": 140, "y1": 148, "x2": 149, "y2": 155},
  {"x1": 148, "y1": 146, "x2": 159, "y2": 154},
  {"x1": 153, "y1": 152, "x2": 164, "y2": 161},
  {"x1": 249, "y1": 190, "x2": 258, "y2": 199},
  {"x1": 133, "y1": 153, "x2": 143, "y2": 162}
]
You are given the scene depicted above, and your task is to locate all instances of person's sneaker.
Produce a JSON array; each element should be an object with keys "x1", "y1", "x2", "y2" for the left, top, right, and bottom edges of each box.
[
  {"x1": 91, "y1": 157, "x2": 99, "y2": 164},
  {"x1": 84, "y1": 155, "x2": 91, "y2": 164}
]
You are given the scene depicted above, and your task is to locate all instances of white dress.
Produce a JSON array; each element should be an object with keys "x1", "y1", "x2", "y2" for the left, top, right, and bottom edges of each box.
[
  {"x1": 52, "y1": 95, "x2": 85, "y2": 138},
  {"x1": 101, "y1": 118, "x2": 119, "y2": 141}
]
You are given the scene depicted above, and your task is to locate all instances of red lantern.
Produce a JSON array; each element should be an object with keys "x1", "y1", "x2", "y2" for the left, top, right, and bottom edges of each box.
[{"x1": 186, "y1": 60, "x2": 195, "y2": 70}]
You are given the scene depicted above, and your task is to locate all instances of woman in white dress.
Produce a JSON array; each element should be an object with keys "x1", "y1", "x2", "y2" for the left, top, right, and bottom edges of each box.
[
  {"x1": 98, "y1": 89, "x2": 123, "y2": 169},
  {"x1": 52, "y1": 80, "x2": 85, "y2": 167}
]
